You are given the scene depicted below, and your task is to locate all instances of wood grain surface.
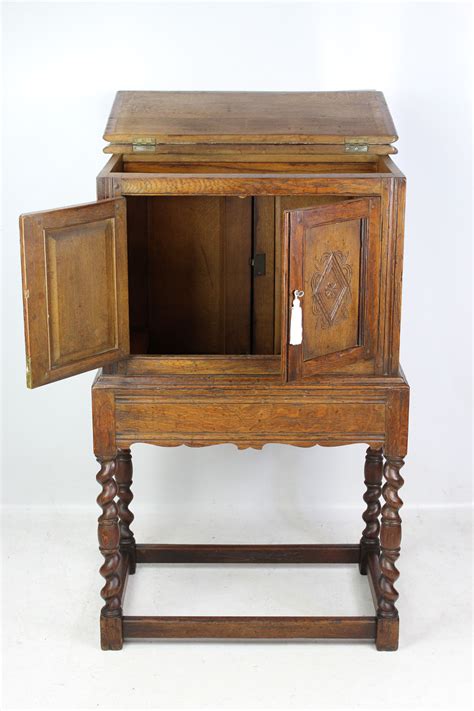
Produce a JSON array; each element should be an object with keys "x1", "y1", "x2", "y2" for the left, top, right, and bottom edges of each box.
[
  {"x1": 20, "y1": 198, "x2": 129, "y2": 388},
  {"x1": 104, "y1": 91, "x2": 397, "y2": 147}
]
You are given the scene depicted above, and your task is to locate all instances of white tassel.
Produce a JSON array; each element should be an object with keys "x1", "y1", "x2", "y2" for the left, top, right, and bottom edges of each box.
[{"x1": 289, "y1": 290, "x2": 304, "y2": 345}]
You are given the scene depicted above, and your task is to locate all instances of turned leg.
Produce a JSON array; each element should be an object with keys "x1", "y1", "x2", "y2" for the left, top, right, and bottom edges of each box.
[
  {"x1": 97, "y1": 456, "x2": 123, "y2": 650},
  {"x1": 376, "y1": 453, "x2": 405, "y2": 651},
  {"x1": 359, "y1": 447, "x2": 383, "y2": 574},
  {"x1": 115, "y1": 448, "x2": 136, "y2": 574}
]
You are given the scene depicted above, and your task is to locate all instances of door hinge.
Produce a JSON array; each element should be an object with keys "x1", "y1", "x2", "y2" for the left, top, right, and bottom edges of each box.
[
  {"x1": 26, "y1": 356, "x2": 32, "y2": 389},
  {"x1": 250, "y1": 253, "x2": 266, "y2": 276},
  {"x1": 345, "y1": 139, "x2": 369, "y2": 153},
  {"x1": 132, "y1": 138, "x2": 156, "y2": 153}
]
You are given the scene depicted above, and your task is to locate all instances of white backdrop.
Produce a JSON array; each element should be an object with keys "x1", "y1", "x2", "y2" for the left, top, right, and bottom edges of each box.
[{"x1": 2, "y1": 1, "x2": 472, "y2": 519}]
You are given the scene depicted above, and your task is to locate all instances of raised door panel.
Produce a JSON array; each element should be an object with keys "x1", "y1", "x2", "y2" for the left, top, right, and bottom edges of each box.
[
  {"x1": 285, "y1": 198, "x2": 381, "y2": 381},
  {"x1": 20, "y1": 198, "x2": 129, "y2": 388},
  {"x1": 252, "y1": 196, "x2": 350, "y2": 355},
  {"x1": 303, "y1": 218, "x2": 361, "y2": 360},
  {"x1": 273, "y1": 195, "x2": 353, "y2": 354}
]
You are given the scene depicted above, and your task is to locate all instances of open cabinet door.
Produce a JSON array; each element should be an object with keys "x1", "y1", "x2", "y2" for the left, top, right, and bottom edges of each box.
[
  {"x1": 20, "y1": 198, "x2": 129, "y2": 388},
  {"x1": 285, "y1": 198, "x2": 381, "y2": 381}
]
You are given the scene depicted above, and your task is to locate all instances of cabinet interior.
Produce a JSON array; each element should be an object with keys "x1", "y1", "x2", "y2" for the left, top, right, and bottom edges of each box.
[{"x1": 126, "y1": 194, "x2": 347, "y2": 356}]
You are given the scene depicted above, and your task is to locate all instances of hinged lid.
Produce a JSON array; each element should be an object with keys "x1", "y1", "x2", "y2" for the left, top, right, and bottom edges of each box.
[{"x1": 103, "y1": 91, "x2": 398, "y2": 155}]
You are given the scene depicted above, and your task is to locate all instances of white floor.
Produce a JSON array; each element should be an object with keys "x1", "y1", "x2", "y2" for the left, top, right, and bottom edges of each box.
[{"x1": 1, "y1": 505, "x2": 472, "y2": 710}]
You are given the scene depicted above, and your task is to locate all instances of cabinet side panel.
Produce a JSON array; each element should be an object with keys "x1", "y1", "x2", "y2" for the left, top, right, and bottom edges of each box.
[
  {"x1": 388, "y1": 178, "x2": 406, "y2": 374},
  {"x1": 379, "y1": 177, "x2": 406, "y2": 375}
]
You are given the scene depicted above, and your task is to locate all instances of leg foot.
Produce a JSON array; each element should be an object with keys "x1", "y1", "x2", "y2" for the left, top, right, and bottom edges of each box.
[
  {"x1": 376, "y1": 617, "x2": 399, "y2": 651},
  {"x1": 100, "y1": 614, "x2": 123, "y2": 650},
  {"x1": 359, "y1": 447, "x2": 383, "y2": 574}
]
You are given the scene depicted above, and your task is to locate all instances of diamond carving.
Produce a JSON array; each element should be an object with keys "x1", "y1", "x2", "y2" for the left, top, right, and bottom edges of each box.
[{"x1": 311, "y1": 251, "x2": 352, "y2": 328}]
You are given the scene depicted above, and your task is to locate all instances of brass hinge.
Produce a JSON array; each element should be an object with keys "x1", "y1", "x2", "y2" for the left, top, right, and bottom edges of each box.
[
  {"x1": 26, "y1": 356, "x2": 32, "y2": 389},
  {"x1": 345, "y1": 142, "x2": 369, "y2": 153},
  {"x1": 132, "y1": 137, "x2": 156, "y2": 153}
]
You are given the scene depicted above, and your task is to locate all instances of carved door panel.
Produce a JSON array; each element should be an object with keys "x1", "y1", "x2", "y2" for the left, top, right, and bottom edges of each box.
[
  {"x1": 285, "y1": 198, "x2": 381, "y2": 381},
  {"x1": 20, "y1": 198, "x2": 129, "y2": 388}
]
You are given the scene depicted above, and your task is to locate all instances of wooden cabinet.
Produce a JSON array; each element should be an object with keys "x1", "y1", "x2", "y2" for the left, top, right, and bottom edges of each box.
[{"x1": 20, "y1": 91, "x2": 409, "y2": 650}]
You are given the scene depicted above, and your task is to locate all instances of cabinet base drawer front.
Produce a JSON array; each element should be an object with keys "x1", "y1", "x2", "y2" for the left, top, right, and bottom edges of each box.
[{"x1": 115, "y1": 396, "x2": 386, "y2": 448}]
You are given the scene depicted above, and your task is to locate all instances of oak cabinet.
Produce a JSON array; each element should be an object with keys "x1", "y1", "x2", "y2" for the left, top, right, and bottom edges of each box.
[
  {"x1": 20, "y1": 91, "x2": 409, "y2": 650},
  {"x1": 21, "y1": 158, "x2": 403, "y2": 386}
]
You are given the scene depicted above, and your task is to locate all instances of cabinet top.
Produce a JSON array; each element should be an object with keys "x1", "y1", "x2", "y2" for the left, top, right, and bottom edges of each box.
[{"x1": 103, "y1": 91, "x2": 398, "y2": 152}]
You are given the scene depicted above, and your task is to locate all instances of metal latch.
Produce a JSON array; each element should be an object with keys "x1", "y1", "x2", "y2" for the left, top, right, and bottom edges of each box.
[
  {"x1": 132, "y1": 138, "x2": 156, "y2": 153},
  {"x1": 250, "y1": 253, "x2": 266, "y2": 276}
]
